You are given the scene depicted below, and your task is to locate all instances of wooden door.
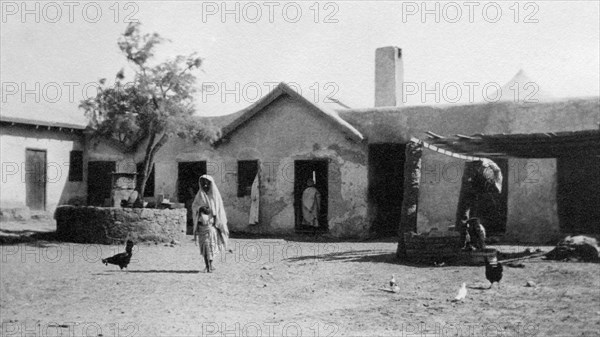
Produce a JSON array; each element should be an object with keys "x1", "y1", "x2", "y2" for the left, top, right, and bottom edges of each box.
[{"x1": 25, "y1": 149, "x2": 46, "y2": 210}]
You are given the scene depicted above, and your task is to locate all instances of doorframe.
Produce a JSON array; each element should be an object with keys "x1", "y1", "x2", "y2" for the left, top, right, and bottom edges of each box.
[
  {"x1": 294, "y1": 159, "x2": 329, "y2": 232},
  {"x1": 25, "y1": 148, "x2": 47, "y2": 211},
  {"x1": 177, "y1": 161, "x2": 208, "y2": 235},
  {"x1": 367, "y1": 143, "x2": 407, "y2": 236},
  {"x1": 86, "y1": 160, "x2": 116, "y2": 207}
]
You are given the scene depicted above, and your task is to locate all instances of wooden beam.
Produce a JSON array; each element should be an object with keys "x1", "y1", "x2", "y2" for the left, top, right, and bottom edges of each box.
[{"x1": 426, "y1": 131, "x2": 444, "y2": 139}]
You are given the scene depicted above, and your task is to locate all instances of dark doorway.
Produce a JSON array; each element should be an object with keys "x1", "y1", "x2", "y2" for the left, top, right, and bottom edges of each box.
[
  {"x1": 25, "y1": 149, "x2": 46, "y2": 210},
  {"x1": 294, "y1": 160, "x2": 328, "y2": 233},
  {"x1": 87, "y1": 161, "x2": 116, "y2": 206},
  {"x1": 557, "y1": 156, "x2": 600, "y2": 234},
  {"x1": 178, "y1": 161, "x2": 207, "y2": 234},
  {"x1": 368, "y1": 144, "x2": 406, "y2": 237},
  {"x1": 474, "y1": 159, "x2": 508, "y2": 234}
]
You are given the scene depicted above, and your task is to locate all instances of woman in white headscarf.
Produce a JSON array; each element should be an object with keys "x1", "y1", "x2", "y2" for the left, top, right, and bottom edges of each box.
[{"x1": 192, "y1": 175, "x2": 229, "y2": 272}]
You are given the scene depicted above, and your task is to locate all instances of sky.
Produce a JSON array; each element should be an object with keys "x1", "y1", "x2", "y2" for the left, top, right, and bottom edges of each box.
[{"x1": 1, "y1": 1, "x2": 599, "y2": 125}]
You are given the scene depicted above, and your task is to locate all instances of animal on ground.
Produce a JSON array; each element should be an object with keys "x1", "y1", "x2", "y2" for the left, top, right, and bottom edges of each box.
[
  {"x1": 485, "y1": 256, "x2": 503, "y2": 288},
  {"x1": 452, "y1": 282, "x2": 467, "y2": 302},
  {"x1": 102, "y1": 240, "x2": 134, "y2": 270},
  {"x1": 390, "y1": 274, "x2": 397, "y2": 288}
]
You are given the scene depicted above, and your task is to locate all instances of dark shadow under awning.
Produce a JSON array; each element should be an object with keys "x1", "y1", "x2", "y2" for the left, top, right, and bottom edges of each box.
[{"x1": 423, "y1": 129, "x2": 600, "y2": 158}]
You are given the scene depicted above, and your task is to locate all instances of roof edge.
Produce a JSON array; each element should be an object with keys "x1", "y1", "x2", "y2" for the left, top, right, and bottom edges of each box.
[
  {"x1": 0, "y1": 115, "x2": 87, "y2": 131},
  {"x1": 216, "y1": 82, "x2": 364, "y2": 145}
]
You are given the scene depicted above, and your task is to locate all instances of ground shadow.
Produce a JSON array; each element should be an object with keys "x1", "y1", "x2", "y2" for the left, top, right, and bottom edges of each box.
[
  {"x1": 468, "y1": 285, "x2": 491, "y2": 290},
  {"x1": 229, "y1": 231, "x2": 400, "y2": 244},
  {"x1": 497, "y1": 250, "x2": 542, "y2": 261},
  {"x1": 111, "y1": 270, "x2": 201, "y2": 274},
  {"x1": 283, "y1": 248, "x2": 506, "y2": 267},
  {"x1": 0, "y1": 232, "x2": 62, "y2": 247},
  {"x1": 284, "y1": 249, "x2": 450, "y2": 268}
]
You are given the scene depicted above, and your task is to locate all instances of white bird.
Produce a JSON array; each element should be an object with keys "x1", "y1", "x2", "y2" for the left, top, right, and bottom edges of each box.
[
  {"x1": 390, "y1": 275, "x2": 397, "y2": 288},
  {"x1": 452, "y1": 283, "x2": 467, "y2": 302}
]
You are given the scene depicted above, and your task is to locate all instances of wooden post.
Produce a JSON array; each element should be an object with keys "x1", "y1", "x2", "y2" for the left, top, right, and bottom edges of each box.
[{"x1": 397, "y1": 141, "x2": 423, "y2": 258}]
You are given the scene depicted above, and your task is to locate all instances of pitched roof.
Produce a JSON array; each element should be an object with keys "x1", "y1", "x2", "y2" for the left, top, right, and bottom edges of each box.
[
  {"x1": 488, "y1": 69, "x2": 554, "y2": 103},
  {"x1": 217, "y1": 82, "x2": 364, "y2": 144}
]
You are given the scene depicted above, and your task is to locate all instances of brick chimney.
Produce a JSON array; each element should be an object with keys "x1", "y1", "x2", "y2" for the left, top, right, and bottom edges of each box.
[{"x1": 375, "y1": 46, "x2": 404, "y2": 107}]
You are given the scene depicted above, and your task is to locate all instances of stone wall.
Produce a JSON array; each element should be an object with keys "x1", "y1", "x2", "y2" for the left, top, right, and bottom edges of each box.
[{"x1": 55, "y1": 206, "x2": 186, "y2": 244}]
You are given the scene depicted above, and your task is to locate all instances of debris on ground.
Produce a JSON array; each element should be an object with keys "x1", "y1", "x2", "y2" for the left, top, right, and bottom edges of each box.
[
  {"x1": 545, "y1": 236, "x2": 600, "y2": 262},
  {"x1": 506, "y1": 262, "x2": 526, "y2": 268}
]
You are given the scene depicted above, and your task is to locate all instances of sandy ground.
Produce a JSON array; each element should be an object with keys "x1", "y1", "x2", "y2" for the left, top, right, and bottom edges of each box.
[{"x1": 1, "y1": 221, "x2": 600, "y2": 337}]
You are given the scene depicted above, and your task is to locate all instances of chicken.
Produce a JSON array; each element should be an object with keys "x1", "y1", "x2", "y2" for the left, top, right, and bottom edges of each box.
[
  {"x1": 485, "y1": 257, "x2": 503, "y2": 288},
  {"x1": 102, "y1": 240, "x2": 134, "y2": 270},
  {"x1": 388, "y1": 275, "x2": 400, "y2": 293},
  {"x1": 452, "y1": 283, "x2": 467, "y2": 302}
]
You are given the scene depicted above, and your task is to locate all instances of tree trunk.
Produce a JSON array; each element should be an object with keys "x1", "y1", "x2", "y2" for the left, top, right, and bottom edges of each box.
[
  {"x1": 135, "y1": 132, "x2": 169, "y2": 206},
  {"x1": 397, "y1": 141, "x2": 423, "y2": 259}
]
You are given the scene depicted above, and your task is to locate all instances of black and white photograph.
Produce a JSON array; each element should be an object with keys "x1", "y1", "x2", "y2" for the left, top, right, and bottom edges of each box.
[{"x1": 1, "y1": 1, "x2": 599, "y2": 336}]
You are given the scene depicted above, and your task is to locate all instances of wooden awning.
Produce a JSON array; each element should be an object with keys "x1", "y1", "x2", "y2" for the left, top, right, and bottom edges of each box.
[{"x1": 423, "y1": 129, "x2": 600, "y2": 158}]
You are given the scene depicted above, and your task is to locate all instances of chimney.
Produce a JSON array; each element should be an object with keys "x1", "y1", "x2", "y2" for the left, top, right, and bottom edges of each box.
[{"x1": 375, "y1": 46, "x2": 404, "y2": 107}]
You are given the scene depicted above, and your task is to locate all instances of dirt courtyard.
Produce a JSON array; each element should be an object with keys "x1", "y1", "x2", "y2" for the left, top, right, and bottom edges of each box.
[{"x1": 1, "y1": 223, "x2": 599, "y2": 336}]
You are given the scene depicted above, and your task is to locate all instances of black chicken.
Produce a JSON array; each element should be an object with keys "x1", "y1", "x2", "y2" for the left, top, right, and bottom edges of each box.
[
  {"x1": 485, "y1": 256, "x2": 503, "y2": 289},
  {"x1": 102, "y1": 240, "x2": 134, "y2": 270}
]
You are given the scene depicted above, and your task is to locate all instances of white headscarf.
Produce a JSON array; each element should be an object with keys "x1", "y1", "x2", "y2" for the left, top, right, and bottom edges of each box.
[{"x1": 192, "y1": 174, "x2": 229, "y2": 249}]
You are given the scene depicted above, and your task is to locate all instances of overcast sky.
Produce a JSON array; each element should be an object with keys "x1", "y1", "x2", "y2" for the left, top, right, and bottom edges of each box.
[{"x1": 1, "y1": 1, "x2": 599, "y2": 125}]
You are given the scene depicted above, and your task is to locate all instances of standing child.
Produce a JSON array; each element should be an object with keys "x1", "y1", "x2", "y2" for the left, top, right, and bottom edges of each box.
[{"x1": 194, "y1": 205, "x2": 218, "y2": 272}]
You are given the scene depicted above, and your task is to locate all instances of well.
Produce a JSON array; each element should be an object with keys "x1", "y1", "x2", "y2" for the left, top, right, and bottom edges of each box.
[
  {"x1": 55, "y1": 206, "x2": 186, "y2": 244},
  {"x1": 404, "y1": 231, "x2": 462, "y2": 260}
]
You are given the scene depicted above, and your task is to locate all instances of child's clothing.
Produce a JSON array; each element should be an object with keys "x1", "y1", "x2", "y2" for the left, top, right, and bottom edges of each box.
[{"x1": 197, "y1": 212, "x2": 219, "y2": 260}]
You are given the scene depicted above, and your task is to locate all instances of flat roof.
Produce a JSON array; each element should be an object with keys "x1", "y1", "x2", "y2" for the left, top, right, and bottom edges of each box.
[
  {"x1": 424, "y1": 129, "x2": 600, "y2": 158},
  {"x1": 0, "y1": 115, "x2": 87, "y2": 131}
]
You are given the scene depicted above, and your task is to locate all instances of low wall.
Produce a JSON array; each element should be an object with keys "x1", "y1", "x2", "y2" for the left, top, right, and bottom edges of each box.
[
  {"x1": 0, "y1": 207, "x2": 31, "y2": 221},
  {"x1": 55, "y1": 206, "x2": 186, "y2": 244}
]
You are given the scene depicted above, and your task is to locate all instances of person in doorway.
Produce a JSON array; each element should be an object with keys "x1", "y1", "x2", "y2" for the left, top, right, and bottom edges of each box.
[
  {"x1": 302, "y1": 179, "x2": 321, "y2": 232},
  {"x1": 192, "y1": 175, "x2": 229, "y2": 272},
  {"x1": 463, "y1": 217, "x2": 486, "y2": 251}
]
